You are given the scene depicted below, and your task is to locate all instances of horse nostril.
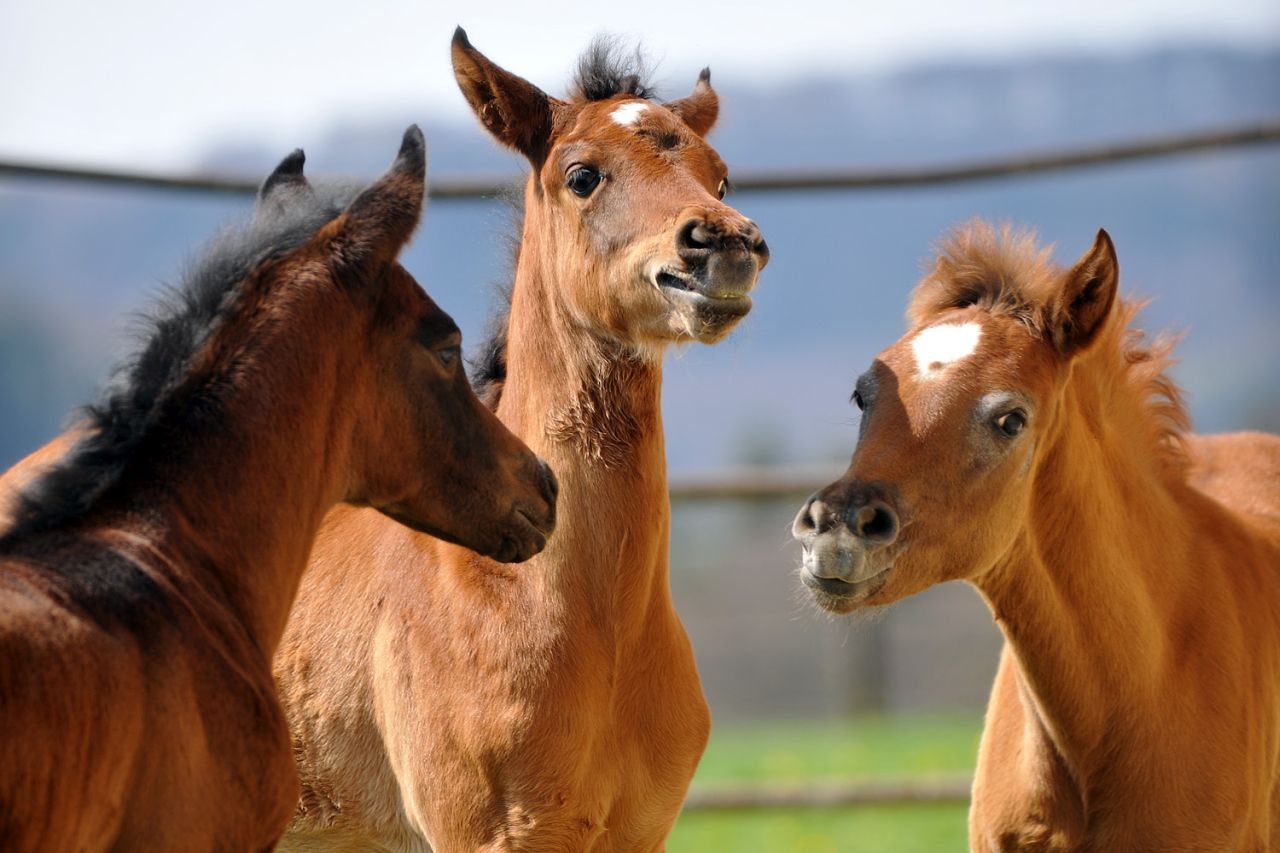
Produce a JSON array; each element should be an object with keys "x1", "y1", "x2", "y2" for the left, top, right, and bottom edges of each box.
[
  {"x1": 752, "y1": 234, "x2": 770, "y2": 265},
  {"x1": 678, "y1": 218, "x2": 715, "y2": 254},
  {"x1": 793, "y1": 497, "x2": 830, "y2": 538},
  {"x1": 853, "y1": 501, "x2": 898, "y2": 546}
]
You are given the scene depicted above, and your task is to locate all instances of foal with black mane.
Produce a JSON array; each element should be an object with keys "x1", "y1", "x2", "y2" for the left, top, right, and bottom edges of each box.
[
  {"x1": 276, "y1": 31, "x2": 767, "y2": 851},
  {"x1": 794, "y1": 222, "x2": 1280, "y2": 851},
  {"x1": 0, "y1": 128, "x2": 555, "y2": 851}
]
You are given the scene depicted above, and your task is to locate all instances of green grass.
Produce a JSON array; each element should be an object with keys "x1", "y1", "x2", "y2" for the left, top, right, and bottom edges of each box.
[{"x1": 668, "y1": 715, "x2": 982, "y2": 852}]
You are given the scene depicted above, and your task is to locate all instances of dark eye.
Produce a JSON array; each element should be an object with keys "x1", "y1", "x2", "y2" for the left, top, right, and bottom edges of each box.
[
  {"x1": 852, "y1": 390, "x2": 865, "y2": 411},
  {"x1": 437, "y1": 345, "x2": 461, "y2": 367},
  {"x1": 716, "y1": 178, "x2": 729, "y2": 200},
  {"x1": 994, "y1": 410, "x2": 1027, "y2": 438},
  {"x1": 566, "y1": 166, "x2": 602, "y2": 198}
]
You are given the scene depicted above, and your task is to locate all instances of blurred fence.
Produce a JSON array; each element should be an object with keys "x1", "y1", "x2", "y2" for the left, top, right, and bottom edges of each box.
[
  {"x1": 2, "y1": 119, "x2": 1278, "y2": 198},
  {"x1": 684, "y1": 776, "x2": 972, "y2": 812},
  {"x1": 5, "y1": 117, "x2": 1278, "y2": 815},
  {"x1": 669, "y1": 464, "x2": 836, "y2": 501}
]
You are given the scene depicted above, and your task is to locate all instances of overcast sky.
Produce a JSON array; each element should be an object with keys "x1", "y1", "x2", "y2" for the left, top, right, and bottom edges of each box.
[{"x1": 2, "y1": 0, "x2": 1277, "y2": 170}]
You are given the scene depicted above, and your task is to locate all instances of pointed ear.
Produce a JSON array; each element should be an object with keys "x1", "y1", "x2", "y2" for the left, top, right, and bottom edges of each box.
[
  {"x1": 256, "y1": 148, "x2": 314, "y2": 218},
  {"x1": 451, "y1": 27, "x2": 562, "y2": 163},
  {"x1": 1048, "y1": 229, "x2": 1119, "y2": 355},
  {"x1": 327, "y1": 125, "x2": 426, "y2": 272},
  {"x1": 666, "y1": 68, "x2": 719, "y2": 137}
]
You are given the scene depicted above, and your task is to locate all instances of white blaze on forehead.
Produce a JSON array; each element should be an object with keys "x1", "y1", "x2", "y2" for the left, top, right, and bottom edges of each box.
[
  {"x1": 911, "y1": 322, "x2": 983, "y2": 377},
  {"x1": 611, "y1": 101, "x2": 649, "y2": 127}
]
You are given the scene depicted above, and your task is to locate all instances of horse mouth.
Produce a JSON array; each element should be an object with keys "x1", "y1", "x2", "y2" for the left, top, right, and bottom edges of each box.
[
  {"x1": 515, "y1": 506, "x2": 554, "y2": 540},
  {"x1": 800, "y1": 563, "x2": 892, "y2": 612},
  {"x1": 376, "y1": 506, "x2": 549, "y2": 564},
  {"x1": 655, "y1": 268, "x2": 753, "y2": 320},
  {"x1": 491, "y1": 507, "x2": 552, "y2": 563}
]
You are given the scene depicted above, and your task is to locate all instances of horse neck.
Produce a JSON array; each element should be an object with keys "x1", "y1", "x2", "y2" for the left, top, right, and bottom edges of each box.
[
  {"x1": 974, "y1": 355, "x2": 1234, "y2": 771},
  {"x1": 98, "y1": 291, "x2": 353, "y2": 656},
  {"x1": 495, "y1": 204, "x2": 671, "y2": 632}
]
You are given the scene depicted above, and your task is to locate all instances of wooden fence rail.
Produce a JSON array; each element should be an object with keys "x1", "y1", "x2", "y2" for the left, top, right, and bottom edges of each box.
[{"x1": 668, "y1": 465, "x2": 840, "y2": 501}]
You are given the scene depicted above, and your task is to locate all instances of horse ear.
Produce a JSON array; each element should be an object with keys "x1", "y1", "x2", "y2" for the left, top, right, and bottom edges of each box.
[
  {"x1": 256, "y1": 148, "x2": 314, "y2": 217},
  {"x1": 451, "y1": 27, "x2": 561, "y2": 163},
  {"x1": 667, "y1": 68, "x2": 719, "y2": 137},
  {"x1": 327, "y1": 125, "x2": 426, "y2": 271},
  {"x1": 1048, "y1": 229, "x2": 1119, "y2": 356}
]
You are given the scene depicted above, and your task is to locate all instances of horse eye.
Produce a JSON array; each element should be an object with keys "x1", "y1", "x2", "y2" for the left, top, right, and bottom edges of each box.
[
  {"x1": 716, "y1": 179, "x2": 729, "y2": 200},
  {"x1": 566, "y1": 166, "x2": 602, "y2": 198},
  {"x1": 995, "y1": 410, "x2": 1027, "y2": 438},
  {"x1": 852, "y1": 390, "x2": 865, "y2": 411},
  {"x1": 437, "y1": 346, "x2": 461, "y2": 367}
]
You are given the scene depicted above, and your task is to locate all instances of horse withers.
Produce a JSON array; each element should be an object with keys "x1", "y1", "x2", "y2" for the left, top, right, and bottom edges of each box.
[
  {"x1": 792, "y1": 222, "x2": 1280, "y2": 851},
  {"x1": 276, "y1": 29, "x2": 767, "y2": 851},
  {"x1": 0, "y1": 128, "x2": 555, "y2": 851}
]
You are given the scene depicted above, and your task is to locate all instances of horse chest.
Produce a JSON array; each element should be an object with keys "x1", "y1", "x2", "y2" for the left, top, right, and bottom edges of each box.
[{"x1": 443, "y1": 610, "x2": 707, "y2": 850}]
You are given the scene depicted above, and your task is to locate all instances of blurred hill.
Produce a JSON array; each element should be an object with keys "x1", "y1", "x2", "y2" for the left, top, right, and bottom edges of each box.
[{"x1": 3, "y1": 43, "x2": 1278, "y2": 473}]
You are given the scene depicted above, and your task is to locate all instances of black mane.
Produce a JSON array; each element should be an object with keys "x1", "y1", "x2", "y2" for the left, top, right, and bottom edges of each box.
[
  {"x1": 1, "y1": 181, "x2": 360, "y2": 543},
  {"x1": 571, "y1": 36, "x2": 656, "y2": 102}
]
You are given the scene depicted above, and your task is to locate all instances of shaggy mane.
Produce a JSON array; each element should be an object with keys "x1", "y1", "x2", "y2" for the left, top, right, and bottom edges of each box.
[
  {"x1": 2, "y1": 182, "x2": 360, "y2": 543},
  {"x1": 910, "y1": 220, "x2": 1191, "y2": 476}
]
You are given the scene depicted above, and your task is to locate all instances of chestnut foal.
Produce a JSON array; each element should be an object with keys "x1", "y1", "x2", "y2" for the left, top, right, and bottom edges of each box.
[
  {"x1": 0, "y1": 128, "x2": 555, "y2": 851},
  {"x1": 793, "y1": 222, "x2": 1280, "y2": 851},
  {"x1": 276, "y1": 31, "x2": 768, "y2": 851}
]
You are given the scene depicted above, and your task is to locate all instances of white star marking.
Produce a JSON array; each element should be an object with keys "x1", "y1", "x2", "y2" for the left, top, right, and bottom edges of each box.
[{"x1": 911, "y1": 322, "x2": 982, "y2": 377}]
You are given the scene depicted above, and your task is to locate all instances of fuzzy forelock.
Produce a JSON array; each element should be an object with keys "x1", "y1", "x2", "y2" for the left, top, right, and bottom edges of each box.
[
  {"x1": 570, "y1": 36, "x2": 656, "y2": 103},
  {"x1": 908, "y1": 219, "x2": 1191, "y2": 476},
  {"x1": 1, "y1": 181, "x2": 362, "y2": 543},
  {"x1": 908, "y1": 220, "x2": 1058, "y2": 333}
]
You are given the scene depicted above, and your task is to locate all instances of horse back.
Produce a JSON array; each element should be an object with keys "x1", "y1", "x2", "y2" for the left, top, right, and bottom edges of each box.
[{"x1": 1187, "y1": 431, "x2": 1280, "y2": 540}]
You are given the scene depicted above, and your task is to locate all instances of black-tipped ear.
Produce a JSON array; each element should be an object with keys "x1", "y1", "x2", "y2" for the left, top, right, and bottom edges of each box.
[
  {"x1": 327, "y1": 125, "x2": 427, "y2": 272},
  {"x1": 260, "y1": 149, "x2": 305, "y2": 198},
  {"x1": 666, "y1": 68, "x2": 718, "y2": 137},
  {"x1": 451, "y1": 27, "x2": 563, "y2": 163},
  {"x1": 1049, "y1": 229, "x2": 1119, "y2": 355},
  {"x1": 256, "y1": 148, "x2": 313, "y2": 216}
]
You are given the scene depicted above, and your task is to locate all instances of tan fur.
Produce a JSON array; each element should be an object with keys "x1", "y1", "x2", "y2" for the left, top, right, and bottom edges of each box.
[
  {"x1": 0, "y1": 136, "x2": 553, "y2": 851},
  {"x1": 0, "y1": 429, "x2": 84, "y2": 526},
  {"x1": 275, "y1": 33, "x2": 768, "y2": 852},
  {"x1": 800, "y1": 222, "x2": 1280, "y2": 851}
]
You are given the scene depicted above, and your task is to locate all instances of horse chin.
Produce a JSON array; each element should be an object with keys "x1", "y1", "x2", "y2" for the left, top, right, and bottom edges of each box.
[
  {"x1": 659, "y1": 286, "x2": 752, "y2": 343},
  {"x1": 376, "y1": 506, "x2": 548, "y2": 564}
]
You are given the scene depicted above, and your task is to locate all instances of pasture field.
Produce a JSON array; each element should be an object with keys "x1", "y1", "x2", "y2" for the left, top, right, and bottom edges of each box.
[{"x1": 670, "y1": 714, "x2": 981, "y2": 852}]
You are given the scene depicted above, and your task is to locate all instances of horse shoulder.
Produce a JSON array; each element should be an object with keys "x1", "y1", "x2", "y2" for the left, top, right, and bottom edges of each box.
[{"x1": 0, "y1": 549, "x2": 147, "y2": 851}]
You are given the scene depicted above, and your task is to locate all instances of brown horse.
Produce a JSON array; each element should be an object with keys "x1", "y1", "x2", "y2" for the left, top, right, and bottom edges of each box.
[
  {"x1": 275, "y1": 30, "x2": 768, "y2": 851},
  {"x1": 0, "y1": 128, "x2": 556, "y2": 852},
  {"x1": 792, "y1": 221, "x2": 1280, "y2": 851}
]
